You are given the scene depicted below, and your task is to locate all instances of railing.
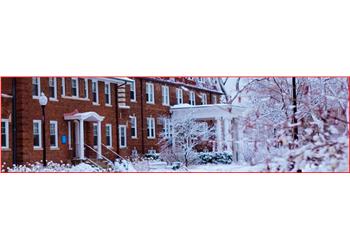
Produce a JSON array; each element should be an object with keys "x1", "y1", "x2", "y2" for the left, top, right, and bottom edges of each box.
[
  {"x1": 84, "y1": 144, "x2": 114, "y2": 166},
  {"x1": 101, "y1": 143, "x2": 127, "y2": 162}
]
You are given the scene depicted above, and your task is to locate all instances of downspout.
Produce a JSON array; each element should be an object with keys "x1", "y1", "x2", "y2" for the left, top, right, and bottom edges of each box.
[
  {"x1": 140, "y1": 78, "x2": 145, "y2": 154},
  {"x1": 12, "y1": 78, "x2": 17, "y2": 166}
]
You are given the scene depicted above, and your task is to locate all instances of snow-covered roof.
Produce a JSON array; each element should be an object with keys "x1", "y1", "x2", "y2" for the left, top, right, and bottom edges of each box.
[
  {"x1": 64, "y1": 110, "x2": 105, "y2": 122},
  {"x1": 171, "y1": 104, "x2": 246, "y2": 119},
  {"x1": 142, "y1": 77, "x2": 223, "y2": 94}
]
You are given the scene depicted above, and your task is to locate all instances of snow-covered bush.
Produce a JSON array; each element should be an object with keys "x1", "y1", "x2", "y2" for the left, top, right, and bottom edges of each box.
[
  {"x1": 143, "y1": 152, "x2": 160, "y2": 161},
  {"x1": 159, "y1": 113, "x2": 215, "y2": 167},
  {"x1": 198, "y1": 152, "x2": 233, "y2": 164}
]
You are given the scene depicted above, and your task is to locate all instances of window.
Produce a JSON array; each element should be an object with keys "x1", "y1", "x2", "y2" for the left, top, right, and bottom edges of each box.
[
  {"x1": 147, "y1": 117, "x2": 156, "y2": 139},
  {"x1": 146, "y1": 82, "x2": 154, "y2": 104},
  {"x1": 106, "y1": 124, "x2": 112, "y2": 147},
  {"x1": 130, "y1": 80, "x2": 136, "y2": 102},
  {"x1": 201, "y1": 93, "x2": 207, "y2": 105},
  {"x1": 93, "y1": 123, "x2": 98, "y2": 146},
  {"x1": 162, "y1": 118, "x2": 171, "y2": 138},
  {"x1": 49, "y1": 77, "x2": 57, "y2": 100},
  {"x1": 1, "y1": 119, "x2": 9, "y2": 149},
  {"x1": 32, "y1": 77, "x2": 40, "y2": 98},
  {"x1": 50, "y1": 121, "x2": 58, "y2": 148},
  {"x1": 130, "y1": 116, "x2": 137, "y2": 139},
  {"x1": 189, "y1": 91, "x2": 196, "y2": 105},
  {"x1": 162, "y1": 86, "x2": 170, "y2": 106},
  {"x1": 71, "y1": 78, "x2": 79, "y2": 97},
  {"x1": 119, "y1": 125, "x2": 127, "y2": 148},
  {"x1": 33, "y1": 120, "x2": 42, "y2": 149},
  {"x1": 176, "y1": 88, "x2": 183, "y2": 104},
  {"x1": 92, "y1": 80, "x2": 99, "y2": 104},
  {"x1": 61, "y1": 78, "x2": 66, "y2": 96},
  {"x1": 105, "y1": 82, "x2": 111, "y2": 105},
  {"x1": 83, "y1": 79, "x2": 89, "y2": 99},
  {"x1": 212, "y1": 95, "x2": 217, "y2": 104}
]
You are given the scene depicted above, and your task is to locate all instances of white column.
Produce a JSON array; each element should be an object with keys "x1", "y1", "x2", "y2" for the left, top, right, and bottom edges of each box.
[
  {"x1": 215, "y1": 118, "x2": 223, "y2": 152},
  {"x1": 97, "y1": 121, "x2": 102, "y2": 159},
  {"x1": 224, "y1": 118, "x2": 233, "y2": 153},
  {"x1": 79, "y1": 119, "x2": 85, "y2": 160}
]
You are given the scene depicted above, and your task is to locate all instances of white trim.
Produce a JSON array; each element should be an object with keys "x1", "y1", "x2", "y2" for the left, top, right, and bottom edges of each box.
[
  {"x1": 92, "y1": 80, "x2": 99, "y2": 104},
  {"x1": 146, "y1": 82, "x2": 155, "y2": 104},
  {"x1": 106, "y1": 124, "x2": 112, "y2": 147},
  {"x1": 71, "y1": 78, "x2": 79, "y2": 97},
  {"x1": 61, "y1": 96, "x2": 90, "y2": 101},
  {"x1": 49, "y1": 77, "x2": 58, "y2": 100},
  {"x1": 147, "y1": 117, "x2": 156, "y2": 139},
  {"x1": 119, "y1": 125, "x2": 127, "y2": 148},
  {"x1": 1, "y1": 119, "x2": 10, "y2": 149},
  {"x1": 130, "y1": 116, "x2": 137, "y2": 139},
  {"x1": 129, "y1": 80, "x2": 136, "y2": 102},
  {"x1": 32, "y1": 77, "x2": 41, "y2": 99},
  {"x1": 162, "y1": 85, "x2": 170, "y2": 106},
  {"x1": 33, "y1": 120, "x2": 42, "y2": 149},
  {"x1": 49, "y1": 120, "x2": 59, "y2": 149},
  {"x1": 104, "y1": 82, "x2": 111, "y2": 105}
]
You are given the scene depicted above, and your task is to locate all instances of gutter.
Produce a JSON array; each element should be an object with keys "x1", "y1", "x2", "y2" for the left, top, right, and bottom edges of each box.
[{"x1": 140, "y1": 78, "x2": 145, "y2": 154}]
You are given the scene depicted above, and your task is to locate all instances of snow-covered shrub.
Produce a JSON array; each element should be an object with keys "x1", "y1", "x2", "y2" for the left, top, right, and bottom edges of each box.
[
  {"x1": 143, "y1": 152, "x2": 160, "y2": 160},
  {"x1": 159, "y1": 113, "x2": 215, "y2": 167},
  {"x1": 198, "y1": 152, "x2": 233, "y2": 164}
]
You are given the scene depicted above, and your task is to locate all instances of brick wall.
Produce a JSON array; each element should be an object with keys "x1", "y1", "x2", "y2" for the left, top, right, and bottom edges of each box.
[{"x1": 1, "y1": 77, "x2": 222, "y2": 166}]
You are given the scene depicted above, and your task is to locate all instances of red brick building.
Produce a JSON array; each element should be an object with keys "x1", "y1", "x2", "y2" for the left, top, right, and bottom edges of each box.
[{"x1": 1, "y1": 77, "x2": 222, "y2": 167}]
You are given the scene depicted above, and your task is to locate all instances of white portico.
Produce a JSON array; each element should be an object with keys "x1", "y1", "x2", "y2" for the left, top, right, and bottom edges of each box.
[
  {"x1": 64, "y1": 110, "x2": 105, "y2": 160},
  {"x1": 170, "y1": 104, "x2": 245, "y2": 161}
]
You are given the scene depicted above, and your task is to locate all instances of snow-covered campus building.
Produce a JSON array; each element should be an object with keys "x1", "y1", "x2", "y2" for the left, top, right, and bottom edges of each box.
[{"x1": 1, "y1": 77, "x2": 244, "y2": 168}]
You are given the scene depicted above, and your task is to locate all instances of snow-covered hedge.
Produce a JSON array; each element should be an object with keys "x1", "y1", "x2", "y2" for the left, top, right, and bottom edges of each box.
[
  {"x1": 4, "y1": 160, "x2": 135, "y2": 172},
  {"x1": 143, "y1": 152, "x2": 160, "y2": 160},
  {"x1": 198, "y1": 152, "x2": 233, "y2": 165}
]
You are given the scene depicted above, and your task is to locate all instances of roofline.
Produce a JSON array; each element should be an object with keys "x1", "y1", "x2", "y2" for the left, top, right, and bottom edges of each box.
[{"x1": 139, "y1": 77, "x2": 223, "y2": 94}]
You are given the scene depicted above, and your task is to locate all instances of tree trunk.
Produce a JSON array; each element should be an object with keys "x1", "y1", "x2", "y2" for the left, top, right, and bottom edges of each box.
[{"x1": 292, "y1": 77, "x2": 298, "y2": 141}]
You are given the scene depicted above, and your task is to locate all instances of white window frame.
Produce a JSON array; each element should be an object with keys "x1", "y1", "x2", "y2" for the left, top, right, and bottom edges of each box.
[
  {"x1": 92, "y1": 80, "x2": 99, "y2": 104},
  {"x1": 71, "y1": 78, "x2": 79, "y2": 97},
  {"x1": 1, "y1": 119, "x2": 9, "y2": 149},
  {"x1": 106, "y1": 124, "x2": 112, "y2": 147},
  {"x1": 162, "y1": 118, "x2": 171, "y2": 138},
  {"x1": 189, "y1": 91, "x2": 196, "y2": 105},
  {"x1": 32, "y1": 77, "x2": 41, "y2": 98},
  {"x1": 93, "y1": 123, "x2": 98, "y2": 147},
  {"x1": 105, "y1": 82, "x2": 111, "y2": 106},
  {"x1": 49, "y1": 77, "x2": 57, "y2": 100},
  {"x1": 162, "y1": 85, "x2": 170, "y2": 106},
  {"x1": 49, "y1": 121, "x2": 58, "y2": 149},
  {"x1": 61, "y1": 78, "x2": 66, "y2": 96},
  {"x1": 33, "y1": 120, "x2": 42, "y2": 149},
  {"x1": 201, "y1": 93, "x2": 207, "y2": 105},
  {"x1": 146, "y1": 82, "x2": 155, "y2": 104},
  {"x1": 130, "y1": 116, "x2": 137, "y2": 139},
  {"x1": 176, "y1": 88, "x2": 183, "y2": 104},
  {"x1": 147, "y1": 117, "x2": 156, "y2": 139},
  {"x1": 130, "y1": 80, "x2": 136, "y2": 102},
  {"x1": 119, "y1": 125, "x2": 127, "y2": 148},
  {"x1": 84, "y1": 79, "x2": 89, "y2": 99}
]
